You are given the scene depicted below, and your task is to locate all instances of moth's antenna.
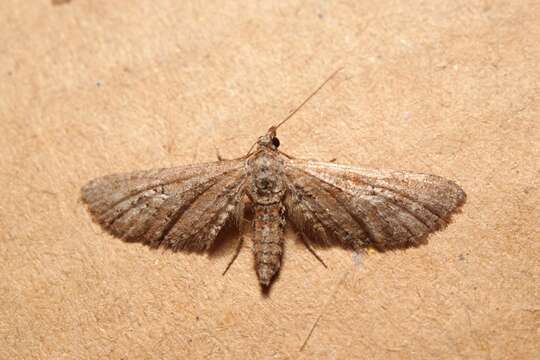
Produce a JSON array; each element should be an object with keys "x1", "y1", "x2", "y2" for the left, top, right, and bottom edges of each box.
[{"x1": 274, "y1": 67, "x2": 343, "y2": 130}]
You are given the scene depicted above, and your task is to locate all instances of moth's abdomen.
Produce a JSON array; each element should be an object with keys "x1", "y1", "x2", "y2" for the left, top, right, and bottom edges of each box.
[{"x1": 252, "y1": 204, "x2": 286, "y2": 286}]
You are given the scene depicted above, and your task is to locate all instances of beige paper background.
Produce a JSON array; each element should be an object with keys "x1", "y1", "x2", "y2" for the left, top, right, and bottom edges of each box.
[{"x1": 1, "y1": 1, "x2": 538, "y2": 359}]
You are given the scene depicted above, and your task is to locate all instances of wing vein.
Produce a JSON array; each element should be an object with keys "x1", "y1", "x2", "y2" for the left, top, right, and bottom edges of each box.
[
  {"x1": 151, "y1": 176, "x2": 227, "y2": 248},
  {"x1": 105, "y1": 187, "x2": 164, "y2": 228},
  {"x1": 172, "y1": 176, "x2": 247, "y2": 251},
  {"x1": 287, "y1": 183, "x2": 345, "y2": 242},
  {"x1": 93, "y1": 166, "x2": 239, "y2": 215},
  {"x1": 289, "y1": 168, "x2": 401, "y2": 244},
  {"x1": 296, "y1": 164, "x2": 449, "y2": 222},
  {"x1": 368, "y1": 190, "x2": 434, "y2": 231},
  {"x1": 105, "y1": 172, "x2": 219, "y2": 228},
  {"x1": 366, "y1": 183, "x2": 448, "y2": 222},
  {"x1": 286, "y1": 170, "x2": 373, "y2": 245}
]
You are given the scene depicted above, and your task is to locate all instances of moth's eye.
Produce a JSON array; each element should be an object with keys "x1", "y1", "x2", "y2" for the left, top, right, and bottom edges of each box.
[{"x1": 271, "y1": 137, "x2": 280, "y2": 148}]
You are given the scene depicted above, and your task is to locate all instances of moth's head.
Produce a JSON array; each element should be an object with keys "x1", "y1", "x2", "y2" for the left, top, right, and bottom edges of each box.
[{"x1": 256, "y1": 126, "x2": 280, "y2": 150}]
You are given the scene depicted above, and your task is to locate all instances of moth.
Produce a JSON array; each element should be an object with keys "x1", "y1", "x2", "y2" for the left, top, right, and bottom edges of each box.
[{"x1": 81, "y1": 69, "x2": 466, "y2": 287}]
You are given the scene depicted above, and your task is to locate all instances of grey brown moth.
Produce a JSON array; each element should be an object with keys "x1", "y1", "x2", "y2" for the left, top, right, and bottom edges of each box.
[{"x1": 81, "y1": 69, "x2": 466, "y2": 287}]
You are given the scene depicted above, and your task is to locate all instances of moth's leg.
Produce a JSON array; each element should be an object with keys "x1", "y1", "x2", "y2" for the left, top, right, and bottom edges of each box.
[
  {"x1": 278, "y1": 150, "x2": 337, "y2": 163},
  {"x1": 216, "y1": 150, "x2": 225, "y2": 161},
  {"x1": 317, "y1": 157, "x2": 336, "y2": 162},
  {"x1": 298, "y1": 231, "x2": 328, "y2": 269},
  {"x1": 222, "y1": 215, "x2": 247, "y2": 276},
  {"x1": 214, "y1": 146, "x2": 231, "y2": 161},
  {"x1": 277, "y1": 149, "x2": 296, "y2": 159},
  {"x1": 222, "y1": 193, "x2": 251, "y2": 276},
  {"x1": 222, "y1": 234, "x2": 244, "y2": 276}
]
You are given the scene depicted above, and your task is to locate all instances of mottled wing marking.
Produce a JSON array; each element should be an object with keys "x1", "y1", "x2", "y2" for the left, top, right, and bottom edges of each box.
[
  {"x1": 284, "y1": 160, "x2": 466, "y2": 250},
  {"x1": 81, "y1": 160, "x2": 246, "y2": 251}
]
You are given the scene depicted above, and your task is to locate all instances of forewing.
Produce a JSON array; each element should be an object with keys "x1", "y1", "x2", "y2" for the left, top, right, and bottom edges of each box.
[
  {"x1": 284, "y1": 159, "x2": 466, "y2": 250},
  {"x1": 81, "y1": 160, "x2": 247, "y2": 251}
]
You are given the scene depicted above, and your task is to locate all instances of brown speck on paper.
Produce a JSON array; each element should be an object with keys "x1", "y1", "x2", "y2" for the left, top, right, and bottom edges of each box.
[{"x1": 51, "y1": 0, "x2": 71, "y2": 5}]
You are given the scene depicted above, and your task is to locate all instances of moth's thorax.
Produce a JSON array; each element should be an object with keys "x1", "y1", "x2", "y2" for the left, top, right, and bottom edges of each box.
[{"x1": 246, "y1": 149, "x2": 286, "y2": 205}]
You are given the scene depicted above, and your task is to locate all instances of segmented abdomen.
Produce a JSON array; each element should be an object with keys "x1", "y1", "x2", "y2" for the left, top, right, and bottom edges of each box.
[{"x1": 253, "y1": 203, "x2": 286, "y2": 286}]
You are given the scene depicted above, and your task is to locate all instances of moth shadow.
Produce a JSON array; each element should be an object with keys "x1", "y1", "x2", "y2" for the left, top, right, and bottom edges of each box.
[{"x1": 260, "y1": 278, "x2": 279, "y2": 297}]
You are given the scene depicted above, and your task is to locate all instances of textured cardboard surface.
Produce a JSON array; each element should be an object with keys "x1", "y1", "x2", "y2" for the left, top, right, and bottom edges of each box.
[{"x1": 1, "y1": 1, "x2": 539, "y2": 359}]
